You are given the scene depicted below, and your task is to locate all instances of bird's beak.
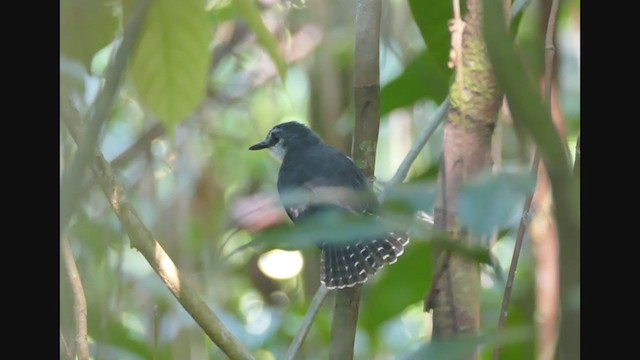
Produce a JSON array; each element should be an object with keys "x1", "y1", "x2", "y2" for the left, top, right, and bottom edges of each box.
[{"x1": 249, "y1": 140, "x2": 272, "y2": 151}]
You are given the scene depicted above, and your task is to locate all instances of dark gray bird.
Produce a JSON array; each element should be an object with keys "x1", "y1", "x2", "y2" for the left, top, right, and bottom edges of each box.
[{"x1": 249, "y1": 121, "x2": 409, "y2": 289}]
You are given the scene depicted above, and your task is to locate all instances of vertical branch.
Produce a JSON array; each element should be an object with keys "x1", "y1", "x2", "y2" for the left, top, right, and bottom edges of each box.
[
  {"x1": 350, "y1": 0, "x2": 382, "y2": 175},
  {"x1": 330, "y1": 0, "x2": 382, "y2": 359},
  {"x1": 61, "y1": 236, "x2": 90, "y2": 360},
  {"x1": 431, "y1": 0, "x2": 502, "y2": 354}
]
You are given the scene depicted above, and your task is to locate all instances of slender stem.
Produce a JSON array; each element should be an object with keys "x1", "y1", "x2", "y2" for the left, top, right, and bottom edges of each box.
[
  {"x1": 380, "y1": 98, "x2": 449, "y2": 200},
  {"x1": 493, "y1": 0, "x2": 559, "y2": 358},
  {"x1": 285, "y1": 285, "x2": 330, "y2": 360},
  {"x1": 60, "y1": 328, "x2": 73, "y2": 360},
  {"x1": 61, "y1": 236, "x2": 90, "y2": 360},
  {"x1": 60, "y1": 0, "x2": 151, "y2": 233}
]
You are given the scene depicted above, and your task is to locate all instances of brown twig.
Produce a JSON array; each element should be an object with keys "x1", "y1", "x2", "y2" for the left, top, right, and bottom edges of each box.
[
  {"x1": 423, "y1": 252, "x2": 451, "y2": 312},
  {"x1": 492, "y1": 0, "x2": 560, "y2": 358},
  {"x1": 61, "y1": 236, "x2": 90, "y2": 360},
  {"x1": 62, "y1": 111, "x2": 255, "y2": 360}
]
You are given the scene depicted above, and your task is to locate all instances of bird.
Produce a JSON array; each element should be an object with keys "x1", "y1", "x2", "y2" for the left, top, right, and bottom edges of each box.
[{"x1": 249, "y1": 121, "x2": 409, "y2": 289}]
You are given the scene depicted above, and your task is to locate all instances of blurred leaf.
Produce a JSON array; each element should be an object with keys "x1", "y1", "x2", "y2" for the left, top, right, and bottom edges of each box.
[
  {"x1": 407, "y1": 0, "x2": 454, "y2": 74},
  {"x1": 511, "y1": 0, "x2": 532, "y2": 18},
  {"x1": 250, "y1": 210, "x2": 406, "y2": 250},
  {"x1": 361, "y1": 242, "x2": 433, "y2": 330},
  {"x1": 429, "y1": 234, "x2": 493, "y2": 265},
  {"x1": 88, "y1": 314, "x2": 153, "y2": 359},
  {"x1": 60, "y1": 0, "x2": 118, "y2": 70},
  {"x1": 207, "y1": 1, "x2": 238, "y2": 25},
  {"x1": 70, "y1": 211, "x2": 119, "y2": 261},
  {"x1": 382, "y1": 181, "x2": 439, "y2": 215},
  {"x1": 233, "y1": 0, "x2": 287, "y2": 79},
  {"x1": 406, "y1": 326, "x2": 532, "y2": 360},
  {"x1": 381, "y1": 51, "x2": 450, "y2": 115},
  {"x1": 459, "y1": 171, "x2": 535, "y2": 237},
  {"x1": 127, "y1": 0, "x2": 211, "y2": 130}
]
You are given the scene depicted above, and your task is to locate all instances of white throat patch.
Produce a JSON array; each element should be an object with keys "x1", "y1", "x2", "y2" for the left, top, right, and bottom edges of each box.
[{"x1": 268, "y1": 142, "x2": 286, "y2": 162}]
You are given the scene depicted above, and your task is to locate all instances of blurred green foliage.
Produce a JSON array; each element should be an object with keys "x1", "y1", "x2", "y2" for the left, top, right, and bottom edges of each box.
[{"x1": 60, "y1": 0, "x2": 580, "y2": 358}]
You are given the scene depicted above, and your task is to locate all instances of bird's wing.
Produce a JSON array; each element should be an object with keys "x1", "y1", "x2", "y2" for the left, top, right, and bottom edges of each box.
[{"x1": 277, "y1": 145, "x2": 377, "y2": 223}]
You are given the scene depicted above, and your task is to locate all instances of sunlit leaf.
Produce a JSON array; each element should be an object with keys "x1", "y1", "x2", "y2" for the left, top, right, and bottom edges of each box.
[
  {"x1": 60, "y1": 0, "x2": 118, "y2": 70},
  {"x1": 233, "y1": 0, "x2": 287, "y2": 79},
  {"x1": 127, "y1": 0, "x2": 211, "y2": 130},
  {"x1": 459, "y1": 171, "x2": 535, "y2": 237},
  {"x1": 381, "y1": 51, "x2": 450, "y2": 115}
]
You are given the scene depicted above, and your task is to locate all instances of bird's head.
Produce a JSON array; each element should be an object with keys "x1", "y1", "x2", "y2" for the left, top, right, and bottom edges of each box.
[{"x1": 248, "y1": 121, "x2": 322, "y2": 161}]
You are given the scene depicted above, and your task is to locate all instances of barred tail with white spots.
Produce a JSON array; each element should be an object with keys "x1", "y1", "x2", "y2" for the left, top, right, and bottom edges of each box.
[{"x1": 319, "y1": 232, "x2": 410, "y2": 289}]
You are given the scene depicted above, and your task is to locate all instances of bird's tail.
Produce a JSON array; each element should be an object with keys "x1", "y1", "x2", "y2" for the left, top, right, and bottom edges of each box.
[{"x1": 319, "y1": 232, "x2": 410, "y2": 289}]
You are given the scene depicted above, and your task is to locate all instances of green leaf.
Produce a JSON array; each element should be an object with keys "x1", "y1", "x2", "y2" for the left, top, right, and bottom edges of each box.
[
  {"x1": 361, "y1": 242, "x2": 433, "y2": 330},
  {"x1": 405, "y1": 326, "x2": 533, "y2": 360},
  {"x1": 233, "y1": 0, "x2": 287, "y2": 79},
  {"x1": 207, "y1": 1, "x2": 238, "y2": 25},
  {"x1": 459, "y1": 171, "x2": 535, "y2": 237},
  {"x1": 382, "y1": 181, "x2": 439, "y2": 215},
  {"x1": 127, "y1": 0, "x2": 211, "y2": 130},
  {"x1": 381, "y1": 51, "x2": 450, "y2": 115},
  {"x1": 60, "y1": 0, "x2": 118, "y2": 69},
  {"x1": 408, "y1": 0, "x2": 454, "y2": 73}
]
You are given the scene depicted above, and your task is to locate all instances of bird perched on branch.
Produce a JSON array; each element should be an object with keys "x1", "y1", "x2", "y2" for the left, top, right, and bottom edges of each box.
[{"x1": 249, "y1": 121, "x2": 409, "y2": 289}]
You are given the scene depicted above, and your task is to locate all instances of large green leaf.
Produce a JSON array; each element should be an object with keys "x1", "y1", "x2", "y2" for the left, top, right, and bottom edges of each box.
[
  {"x1": 361, "y1": 241, "x2": 433, "y2": 331},
  {"x1": 458, "y1": 171, "x2": 536, "y2": 238},
  {"x1": 408, "y1": 0, "x2": 454, "y2": 73},
  {"x1": 381, "y1": 51, "x2": 450, "y2": 115},
  {"x1": 405, "y1": 326, "x2": 532, "y2": 360},
  {"x1": 60, "y1": 0, "x2": 118, "y2": 69},
  {"x1": 233, "y1": 0, "x2": 287, "y2": 79},
  {"x1": 127, "y1": 0, "x2": 211, "y2": 130}
]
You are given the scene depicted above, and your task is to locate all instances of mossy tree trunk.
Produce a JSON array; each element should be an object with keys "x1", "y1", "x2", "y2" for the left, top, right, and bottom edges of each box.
[{"x1": 431, "y1": 0, "x2": 502, "y2": 348}]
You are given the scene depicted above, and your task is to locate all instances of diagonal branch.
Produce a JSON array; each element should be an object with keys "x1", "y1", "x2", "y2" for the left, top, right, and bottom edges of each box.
[
  {"x1": 62, "y1": 113, "x2": 255, "y2": 360},
  {"x1": 60, "y1": 0, "x2": 151, "y2": 234},
  {"x1": 381, "y1": 98, "x2": 449, "y2": 200},
  {"x1": 285, "y1": 285, "x2": 330, "y2": 360},
  {"x1": 61, "y1": 236, "x2": 90, "y2": 360}
]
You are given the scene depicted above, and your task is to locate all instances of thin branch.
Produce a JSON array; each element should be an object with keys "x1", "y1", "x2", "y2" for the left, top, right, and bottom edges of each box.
[
  {"x1": 493, "y1": 0, "x2": 559, "y2": 358},
  {"x1": 423, "y1": 252, "x2": 451, "y2": 312},
  {"x1": 284, "y1": 285, "x2": 330, "y2": 360},
  {"x1": 62, "y1": 113, "x2": 255, "y2": 360},
  {"x1": 61, "y1": 236, "x2": 90, "y2": 360},
  {"x1": 380, "y1": 98, "x2": 449, "y2": 200},
  {"x1": 60, "y1": 328, "x2": 73, "y2": 360},
  {"x1": 492, "y1": 154, "x2": 539, "y2": 360},
  {"x1": 60, "y1": 0, "x2": 152, "y2": 233}
]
